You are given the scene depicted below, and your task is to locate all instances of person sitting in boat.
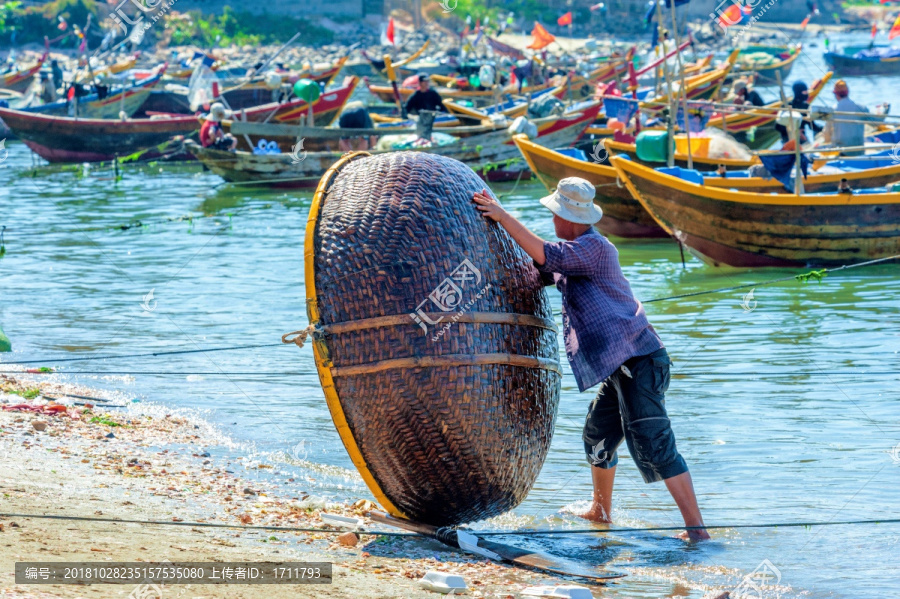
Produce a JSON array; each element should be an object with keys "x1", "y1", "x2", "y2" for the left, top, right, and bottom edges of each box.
[
  {"x1": 775, "y1": 81, "x2": 823, "y2": 143},
  {"x1": 338, "y1": 101, "x2": 379, "y2": 152},
  {"x1": 405, "y1": 74, "x2": 448, "y2": 115},
  {"x1": 200, "y1": 103, "x2": 237, "y2": 151},
  {"x1": 729, "y1": 79, "x2": 765, "y2": 107},
  {"x1": 472, "y1": 179, "x2": 710, "y2": 542}
]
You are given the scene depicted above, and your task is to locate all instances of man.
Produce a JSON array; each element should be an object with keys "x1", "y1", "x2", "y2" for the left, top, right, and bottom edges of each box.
[
  {"x1": 775, "y1": 81, "x2": 822, "y2": 143},
  {"x1": 405, "y1": 74, "x2": 447, "y2": 115},
  {"x1": 829, "y1": 80, "x2": 869, "y2": 155},
  {"x1": 472, "y1": 179, "x2": 709, "y2": 541},
  {"x1": 729, "y1": 79, "x2": 765, "y2": 107},
  {"x1": 199, "y1": 103, "x2": 237, "y2": 151},
  {"x1": 338, "y1": 101, "x2": 378, "y2": 152}
]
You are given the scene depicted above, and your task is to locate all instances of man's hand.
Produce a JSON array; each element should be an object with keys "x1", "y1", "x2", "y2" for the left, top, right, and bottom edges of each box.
[
  {"x1": 472, "y1": 188, "x2": 546, "y2": 265},
  {"x1": 473, "y1": 189, "x2": 508, "y2": 223}
]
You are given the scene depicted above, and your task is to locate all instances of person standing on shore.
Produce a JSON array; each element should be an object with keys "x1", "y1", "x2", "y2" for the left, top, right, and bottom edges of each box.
[{"x1": 472, "y1": 179, "x2": 710, "y2": 542}]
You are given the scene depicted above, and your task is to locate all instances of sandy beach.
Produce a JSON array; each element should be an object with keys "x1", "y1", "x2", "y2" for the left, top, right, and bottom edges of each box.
[{"x1": 0, "y1": 372, "x2": 589, "y2": 599}]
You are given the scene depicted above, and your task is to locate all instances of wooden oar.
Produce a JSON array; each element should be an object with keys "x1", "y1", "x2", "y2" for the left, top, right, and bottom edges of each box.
[{"x1": 367, "y1": 511, "x2": 625, "y2": 582}]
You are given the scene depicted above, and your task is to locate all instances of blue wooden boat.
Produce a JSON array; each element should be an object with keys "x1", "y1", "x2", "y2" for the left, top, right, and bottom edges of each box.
[{"x1": 824, "y1": 45, "x2": 900, "y2": 77}]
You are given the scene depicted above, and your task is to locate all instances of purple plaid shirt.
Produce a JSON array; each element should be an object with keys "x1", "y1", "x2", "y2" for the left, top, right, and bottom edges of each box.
[{"x1": 538, "y1": 228, "x2": 663, "y2": 392}]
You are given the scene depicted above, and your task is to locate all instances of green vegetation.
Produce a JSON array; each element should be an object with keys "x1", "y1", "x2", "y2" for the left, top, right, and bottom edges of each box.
[
  {"x1": 164, "y1": 7, "x2": 333, "y2": 47},
  {"x1": 0, "y1": 1, "x2": 332, "y2": 48},
  {"x1": 0, "y1": 0, "x2": 101, "y2": 47},
  {"x1": 90, "y1": 415, "x2": 122, "y2": 427}
]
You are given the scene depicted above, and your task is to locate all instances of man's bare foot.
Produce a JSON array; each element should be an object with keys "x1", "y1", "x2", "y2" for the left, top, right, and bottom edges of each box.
[
  {"x1": 578, "y1": 503, "x2": 612, "y2": 523},
  {"x1": 676, "y1": 528, "x2": 711, "y2": 542}
]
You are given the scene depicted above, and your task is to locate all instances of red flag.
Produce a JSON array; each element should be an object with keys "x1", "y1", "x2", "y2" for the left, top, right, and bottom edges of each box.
[
  {"x1": 527, "y1": 22, "x2": 556, "y2": 50},
  {"x1": 872, "y1": 23, "x2": 879, "y2": 38},
  {"x1": 718, "y1": 4, "x2": 743, "y2": 28},
  {"x1": 385, "y1": 17, "x2": 396, "y2": 46},
  {"x1": 558, "y1": 12, "x2": 573, "y2": 26},
  {"x1": 890, "y1": 14, "x2": 900, "y2": 39},
  {"x1": 800, "y1": 15, "x2": 811, "y2": 29}
]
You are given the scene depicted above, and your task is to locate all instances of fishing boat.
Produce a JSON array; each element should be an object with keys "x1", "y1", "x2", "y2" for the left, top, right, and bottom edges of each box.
[
  {"x1": 0, "y1": 107, "x2": 199, "y2": 163},
  {"x1": 194, "y1": 101, "x2": 601, "y2": 188},
  {"x1": 366, "y1": 78, "x2": 574, "y2": 108},
  {"x1": 220, "y1": 57, "x2": 348, "y2": 110},
  {"x1": 611, "y1": 156, "x2": 900, "y2": 267},
  {"x1": 0, "y1": 53, "x2": 47, "y2": 93},
  {"x1": 824, "y1": 45, "x2": 900, "y2": 77},
  {"x1": 731, "y1": 45, "x2": 801, "y2": 84},
  {"x1": 24, "y1": 66, "x2": 166, "y2": 119},
  {"x1": 74, "y1": 54, "x2": 139, "y2": 83},
  {"x1": 513, "y1": 134, "x2": 667, "y2": 238},
  {"x1": 707, "y1": 73, "x2": 833, "y2": 149},
  {"x1": 640, "y1": 50, "x2": 740, "y2": 116}
]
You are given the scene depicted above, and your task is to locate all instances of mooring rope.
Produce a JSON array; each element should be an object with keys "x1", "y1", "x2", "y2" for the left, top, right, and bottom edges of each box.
[
  {"x1": 1, "y1": 512, "x2": 898, "y2": 537},
  {"x1": 0, "y1": 343, "x2": 285, "y2": 366},
  {"x1": 2, "y1": 255, "x2": 897, "y2": 368},
  {"x1": 643, "y1": 254, "x2": 900, "y2": 304},
  {"x1": 2, "y1": 370, "x2": 898, "y2": 377}
]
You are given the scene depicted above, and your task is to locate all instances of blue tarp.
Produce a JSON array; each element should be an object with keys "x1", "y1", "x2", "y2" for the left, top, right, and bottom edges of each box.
[
  {"x1": 853, "y1": 47, "x2": 900, "y2": 60},
  {"x1": 759, "y1": 153, "x2": 811, "y2": 192}
]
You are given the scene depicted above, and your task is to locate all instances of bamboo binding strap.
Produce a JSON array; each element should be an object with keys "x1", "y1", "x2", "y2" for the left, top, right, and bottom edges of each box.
[{"x1": 281, "y1": 312, "x2": 561, "y2": 375}]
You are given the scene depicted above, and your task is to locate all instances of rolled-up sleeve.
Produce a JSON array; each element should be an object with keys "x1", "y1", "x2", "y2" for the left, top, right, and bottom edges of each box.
[{"x1": 542, "y1": 236, "x2": 604, "y2": 277}]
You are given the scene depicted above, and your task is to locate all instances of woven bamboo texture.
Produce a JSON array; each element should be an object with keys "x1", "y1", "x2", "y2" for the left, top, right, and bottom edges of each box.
[{"x1": 308, "y1": 151, "x2": 561, "y2": 525}]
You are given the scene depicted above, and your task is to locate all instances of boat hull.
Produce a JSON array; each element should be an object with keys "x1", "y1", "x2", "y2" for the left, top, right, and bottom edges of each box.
[
  {"x1": 613, "y1": 158, "x2": 900, "y2": 267},
  {"x1": 824, "y1": 52, "x2": 900, "y2": 77},
  {"x1": 0, "y1": 108, "x2": 199, "y2": 163}
]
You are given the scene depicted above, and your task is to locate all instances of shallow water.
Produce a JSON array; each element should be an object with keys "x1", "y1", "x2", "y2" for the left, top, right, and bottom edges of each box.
[{"x1": 2, "y1": 32, "x2": 899, "y2": 598}]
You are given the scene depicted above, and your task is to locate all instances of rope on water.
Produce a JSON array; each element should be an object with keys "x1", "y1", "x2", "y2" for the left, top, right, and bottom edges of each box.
[
  {"x1": 3, "y1": 255, "x2": 897, "y2": 368},
  {"x1": 2, "y1": 370, "x2": 899, "y2": 377},
  {"x1": 644, "y1": 254, "x2": 899, "y2": 304},
  {"x1": 1, "y1": 512, "x2": 898, "y2": 537},
  {"x1": 0, "y1": 342, "x2": 285, "y2": 366}
]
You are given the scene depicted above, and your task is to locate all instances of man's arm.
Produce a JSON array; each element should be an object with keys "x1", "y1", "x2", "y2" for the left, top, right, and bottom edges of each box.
[{"x1": 473, "y1": 189, "x2": 546, "y2": 264}]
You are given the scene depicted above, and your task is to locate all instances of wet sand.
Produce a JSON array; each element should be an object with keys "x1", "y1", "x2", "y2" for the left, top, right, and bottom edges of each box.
[{"x1": 0, "y1": 373, "x2": 584, "y2": 598}]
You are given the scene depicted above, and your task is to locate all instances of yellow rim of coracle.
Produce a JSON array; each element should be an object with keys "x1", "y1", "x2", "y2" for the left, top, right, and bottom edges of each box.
[{"x1": 304, "y1": 151, "x2": 406, "y2": 519}]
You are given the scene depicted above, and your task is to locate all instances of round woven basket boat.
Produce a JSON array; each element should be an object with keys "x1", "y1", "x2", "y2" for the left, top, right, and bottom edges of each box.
[{"x1": 304, "y1": 151, "x2": 561, "y2": 526}]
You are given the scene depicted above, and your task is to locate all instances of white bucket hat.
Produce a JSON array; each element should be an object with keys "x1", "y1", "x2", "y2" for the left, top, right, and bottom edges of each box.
[{"x1": 540, "y1": 177, "x2": 603, "y2": 225}]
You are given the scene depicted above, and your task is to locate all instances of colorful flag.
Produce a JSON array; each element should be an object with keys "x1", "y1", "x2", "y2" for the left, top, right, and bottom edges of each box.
[
  {"x1": 872, "y1": 23, "x2": 878, "y2": 38},
  {"x1": 718, "y1": 3, "x2": 744, "y2": 28},
  {"x1": 527, "y1": 22, "x2": 556, "y2": 50},
  {"x1": 890, "y1": 14, "x2": 900, "y2": 39},
  {"x1": 558, "y1": 12, "x2": 573, "y2": 26},
  {"x1": 382, "y1": 17, "x2": 396, "y2": 47},
  {"x1": 800, "y1": 15, "x2": 811, "y2": 29}
]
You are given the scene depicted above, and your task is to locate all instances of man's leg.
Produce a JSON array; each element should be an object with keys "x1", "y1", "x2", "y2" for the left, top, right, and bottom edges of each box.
[
  {"x1": 664, "y1": 471, "x2": 709, "y2": 541},
  {"x1": 619, "y1": 349, "x2": 710, "y2": 540},
  {"x1": 582, "y1": 464, "x2": 616, "y2": 522},
  {"x1": 580, "y1": 374, "x2": 626, "y2": 522}
]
